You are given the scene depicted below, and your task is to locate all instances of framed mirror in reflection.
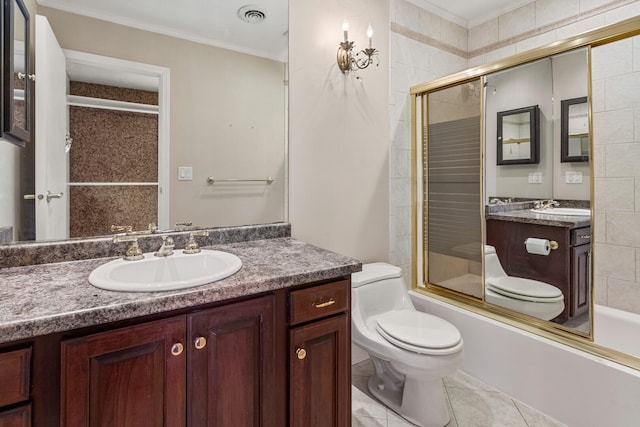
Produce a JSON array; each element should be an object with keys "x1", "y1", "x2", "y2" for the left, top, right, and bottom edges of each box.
[
  {"x1": 0, "y1": 0, "x2": 288, "y2": 245},
  {"x1": 496, "y1": 105, "x2": 539, "y2": 165},
  {"x1": 561, "y1": 96, "x2": 589, "y2": 162}
]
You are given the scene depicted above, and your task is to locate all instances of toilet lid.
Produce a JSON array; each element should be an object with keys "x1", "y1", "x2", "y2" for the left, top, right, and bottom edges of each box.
[
  {"x1": 487, "y1": 277, "x2": 564, "y2": 303},
  {"x1": 375, "y1": 310, "x2": 462, "y2": 356}
]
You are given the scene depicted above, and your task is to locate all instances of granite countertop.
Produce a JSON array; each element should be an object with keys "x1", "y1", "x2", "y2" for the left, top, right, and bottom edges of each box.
[
  {"x1": 486, "y1": 210, "x2": 591, "y2": 228},
  {"x1": 0, "y1": 238, "x2": 361, "y2": 344}
]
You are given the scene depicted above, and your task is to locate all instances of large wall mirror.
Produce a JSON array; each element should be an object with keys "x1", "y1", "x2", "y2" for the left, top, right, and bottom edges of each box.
[
  {"x1": 0, "y1": 0, "x2": 288, "y2": 245},
  {"x1": 413, "y1": 16, "x2": 640, "y2": 370}
]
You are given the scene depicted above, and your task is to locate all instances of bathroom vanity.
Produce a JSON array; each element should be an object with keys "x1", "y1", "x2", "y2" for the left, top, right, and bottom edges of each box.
[
  {"x1": 0, "y1": 230, "x2": 359, "y2": 426},
  {"x1": 486, "y1": 210, "x2": 590, "y2": 322}
]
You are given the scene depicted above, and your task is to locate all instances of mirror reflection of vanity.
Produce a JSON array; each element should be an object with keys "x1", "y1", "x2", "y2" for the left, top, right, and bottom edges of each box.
[
  {"x1": 0, "y1": 0, "x2": 288, "y2": 245},
  {"x1": 412, "y1": 16, "x2": 640, "y2": 370}
]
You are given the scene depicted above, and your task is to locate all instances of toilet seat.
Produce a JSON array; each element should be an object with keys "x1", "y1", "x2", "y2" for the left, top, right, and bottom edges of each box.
[
  {"x1": 375, "y1": 310, "x2": 462, "y2": 355},
  {"x1": 487, "y1": 277, "x2": 564, "y2": 303}
]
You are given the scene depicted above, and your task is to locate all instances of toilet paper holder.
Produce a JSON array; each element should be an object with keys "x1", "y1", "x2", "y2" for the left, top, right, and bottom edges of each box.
[{"x1": 523, "y1": 239, "x2": 559, "y2": 250}]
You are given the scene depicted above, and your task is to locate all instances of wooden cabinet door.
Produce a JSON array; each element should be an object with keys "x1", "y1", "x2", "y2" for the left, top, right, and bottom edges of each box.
[
  {"x1": 289, "y1": 314, "x2": 350, "y2": 427},
  {"x1": 187, "y1": 295, "x2": 276, "y2": 427},
  {"x1": 60, "y1": 317, "x2": 187, "y2": 427},
  {"x1": 571, "y1": 244, "x2": 590, "y2": 317}
]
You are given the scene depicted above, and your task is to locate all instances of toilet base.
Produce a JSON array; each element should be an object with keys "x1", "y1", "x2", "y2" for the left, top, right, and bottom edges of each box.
[{"x1": 366, "y1": 361, "x2": 451, "y2": 427}]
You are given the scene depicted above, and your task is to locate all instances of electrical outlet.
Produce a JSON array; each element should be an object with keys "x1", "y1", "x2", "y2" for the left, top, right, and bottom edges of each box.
[
  {"x1": 178, "y1": 166, "x2": 193, "y2": 181},
  {"x1": 565, "y1": 171, "x2": 583, "y2": 184},
  {"x1": 528, "y1": 172, "x2": 542, "y2": 184}
]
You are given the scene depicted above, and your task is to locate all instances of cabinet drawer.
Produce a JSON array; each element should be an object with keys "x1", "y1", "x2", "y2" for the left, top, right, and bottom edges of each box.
[
  {"x1": 0, "y1": 348, "x2": 31, "y2": 407},
  {"x1": 571, "y1": 227, "x2": 591, "y2": 246},
  {"x1": 0, "y1": 404, "x2": 31, "y2": 427},
  {"x1": 290, "y1": 280, "x2": 349, "y2": 325}
]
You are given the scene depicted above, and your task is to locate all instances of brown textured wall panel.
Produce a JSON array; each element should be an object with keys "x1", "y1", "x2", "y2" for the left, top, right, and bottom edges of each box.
[
  {"x1": 69, "y1": 186, "x2": 158, "y2": 238},
  {"x1": 70, "y1": 81, "x2": 158, "y2": 105},
  {"x1": 69, "y1": 106, "x2": 158, "y2": 183}
]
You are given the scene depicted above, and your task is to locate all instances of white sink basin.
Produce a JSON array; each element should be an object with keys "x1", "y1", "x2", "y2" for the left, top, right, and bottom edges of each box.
[
  {"x1": 89, "y1": 249, "x2": 242, "y2": 292},
  {"x1": 531, "y1": 208, "x2": 591, "y2": 216}
]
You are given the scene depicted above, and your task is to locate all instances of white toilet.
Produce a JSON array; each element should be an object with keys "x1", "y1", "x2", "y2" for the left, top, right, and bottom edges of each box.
[
  {"x1": 484, "y1": 245, "x2": 564, "y2": 320},
  {"x1": 351, "y1": 263, "x2": 463, "y2": 427}
]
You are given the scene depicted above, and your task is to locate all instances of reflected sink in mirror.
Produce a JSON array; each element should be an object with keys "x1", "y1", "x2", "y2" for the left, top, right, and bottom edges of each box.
[
  {"x1": 89, "y1": 250, "x2": 242, "y2": 292},
  {"x1": 530, "y1": 208, "x2": 591, "y2": 216}
]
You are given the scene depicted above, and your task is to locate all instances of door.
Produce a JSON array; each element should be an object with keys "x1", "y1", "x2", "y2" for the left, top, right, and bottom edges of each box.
[
  {"x1": 187, "y1": 296, "x2": 276, "y2": 427},
  {"x1": 290, "y1": 314, "x2": 350, "y2": 427},
  {"x1": 34, "y1": 15, "x2": 69, "y2": 240},
  {"x1": 60, "y1": 317, "x2": 187, "y2": 426}
]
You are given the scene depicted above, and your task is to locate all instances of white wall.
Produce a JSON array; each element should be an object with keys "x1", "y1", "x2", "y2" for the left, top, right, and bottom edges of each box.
[
  {"x1": 289, "y1": 0, "x2": 390, "y2": 262},
  {"x1": 39, "y1": 7, "x2": 286, "y2": 230}
]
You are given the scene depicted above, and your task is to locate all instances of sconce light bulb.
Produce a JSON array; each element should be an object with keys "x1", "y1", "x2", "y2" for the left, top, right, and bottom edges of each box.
[
  {"x1": 343, "y1": 19, "x2": 349, "y2": 42},
  {"x1": 367, "y1": 23, "x2": 373, "y2": 39}
]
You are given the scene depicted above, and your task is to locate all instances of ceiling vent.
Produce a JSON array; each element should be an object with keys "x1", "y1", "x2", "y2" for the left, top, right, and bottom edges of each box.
[{"x1": 237, "y1": 5, "x2": 267, "y2": 24}]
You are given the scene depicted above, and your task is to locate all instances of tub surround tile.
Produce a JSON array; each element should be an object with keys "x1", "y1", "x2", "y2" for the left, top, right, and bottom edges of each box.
[
  {"x1": 69, "y1": 106, "x2": 158, "y2": 183},
  {"x1": 0, "y1": 222, "x2": 291, "y2": 269},
  {"x1": 69, "y1": 185, "x2": 158, "y2": 238},
  {"x1": 70, "y1": 81, "x2": 158, "y2": 105},
  {"x1": 0, "y1": 236, "x2": 360, "y2": 343},
  {"x1": 594, "y1": 242, "x2": 636, "y2": 281}
]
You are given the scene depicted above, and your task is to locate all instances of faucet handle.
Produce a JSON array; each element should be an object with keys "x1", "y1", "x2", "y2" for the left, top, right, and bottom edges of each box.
[
  {"x1": 183, "y1": 230, "x2": 209, "y2": 254},
  {"x1": 112, "y1": 235, "x2": 144, "y2": 261},
  {"x1": 154, "y1": 235, "x2": 175, "y2": 257},
  {"x1": 111, "y1": 225, "x2": 133, "y2": 233}
]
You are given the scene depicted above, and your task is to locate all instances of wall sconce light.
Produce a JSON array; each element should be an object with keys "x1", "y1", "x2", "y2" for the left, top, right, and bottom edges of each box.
[{"x1": 337, "y1": 19, "x2": 379, "y2": 75}]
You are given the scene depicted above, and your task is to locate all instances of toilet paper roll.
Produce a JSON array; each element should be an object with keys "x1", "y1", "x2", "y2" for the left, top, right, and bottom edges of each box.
[{"x1": 525, "y1": 238, "x2": 550, "y2": 256}]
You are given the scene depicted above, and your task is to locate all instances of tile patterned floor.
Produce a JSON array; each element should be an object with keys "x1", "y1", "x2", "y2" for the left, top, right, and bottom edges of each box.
[{"x1": 352, "y1": 360, "x2": 567, "y2": 427}]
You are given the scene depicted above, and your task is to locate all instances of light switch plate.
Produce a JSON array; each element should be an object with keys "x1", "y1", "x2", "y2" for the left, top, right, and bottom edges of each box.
[
  {"x1": 178, "y1": 166, "x2": 193, "y2": 181},
  {"x1": 528, "y1": 172, "x2": 542, "y2": 184}
]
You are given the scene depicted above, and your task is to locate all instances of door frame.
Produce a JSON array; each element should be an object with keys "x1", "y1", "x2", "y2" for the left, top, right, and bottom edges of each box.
[{"x1": 63, "y1": 50, "x2": 171, "y2": 229}]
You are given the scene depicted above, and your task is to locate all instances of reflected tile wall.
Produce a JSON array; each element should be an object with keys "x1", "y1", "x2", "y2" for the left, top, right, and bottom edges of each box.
[
  {"x1": 68, "y1": 82, "x2": 160, "y2": 238},
  {"x1": 391, "y1": 0, "x2": 640, "y2": 314},
  {"x1": 69, "y1": 186, "x2": 157, "y2": 238},
  {"x1": 69, "y1": 106, "x2": 158, "y2": 183},
  {"x1": 592, "y1": 35, "x2": 640, "y2": 314}
]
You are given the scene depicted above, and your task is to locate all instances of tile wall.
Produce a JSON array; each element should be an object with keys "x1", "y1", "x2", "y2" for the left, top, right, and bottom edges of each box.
[
  {"x1": 592, "y1": 36, "x2": 640, "y2": 313},
  {"x1": 390, "y1": 0, "x2": 640, "y2": 314}
]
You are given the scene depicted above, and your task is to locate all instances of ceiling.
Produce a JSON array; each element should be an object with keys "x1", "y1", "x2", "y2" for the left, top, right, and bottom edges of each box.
[
  {"x1": 37, "y1": 0, "x2": 533, "y2": 66},
  {"x1": 37, "y1": 0, "x2": 289, "y2": 62}
]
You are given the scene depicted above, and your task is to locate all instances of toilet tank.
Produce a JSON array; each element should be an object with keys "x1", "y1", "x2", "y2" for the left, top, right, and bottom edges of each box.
[{"x1": 351, "y1": 263, "x2": 414, "y2": 319}]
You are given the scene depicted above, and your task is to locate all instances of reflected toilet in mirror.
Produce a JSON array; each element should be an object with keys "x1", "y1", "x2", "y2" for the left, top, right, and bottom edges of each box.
[{"x1": 484, "y1": 245, "x2": 565, "y2": 321}]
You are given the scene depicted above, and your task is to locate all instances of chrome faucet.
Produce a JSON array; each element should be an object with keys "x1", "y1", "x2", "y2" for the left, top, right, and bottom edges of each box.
[
  {"x1": 534, "y1": 199, "x2": 559, "y2": 209},
  {"x1": 154, "y1": 235, "x2": 175, "y2": 257}
]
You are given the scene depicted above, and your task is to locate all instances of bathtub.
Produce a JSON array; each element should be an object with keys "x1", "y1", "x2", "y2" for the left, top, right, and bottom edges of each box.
[
  {"x1": 594, "y1": 304, "x2": 640, "y2": 358},
  {"x1": 409, "y1": 290, "x2": 640, "y2": 426}
]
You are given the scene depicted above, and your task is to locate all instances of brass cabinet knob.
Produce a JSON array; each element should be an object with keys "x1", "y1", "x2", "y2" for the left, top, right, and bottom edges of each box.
[
  {"x1": 194, "y1": 337, "x2": 207, "y2": 350},
  {"x1": 296, "y1": 348, "x2": 307, "y2": 360},
  {"x1": 171, "y1": 343, "x2": 184, "y2": 356}
]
